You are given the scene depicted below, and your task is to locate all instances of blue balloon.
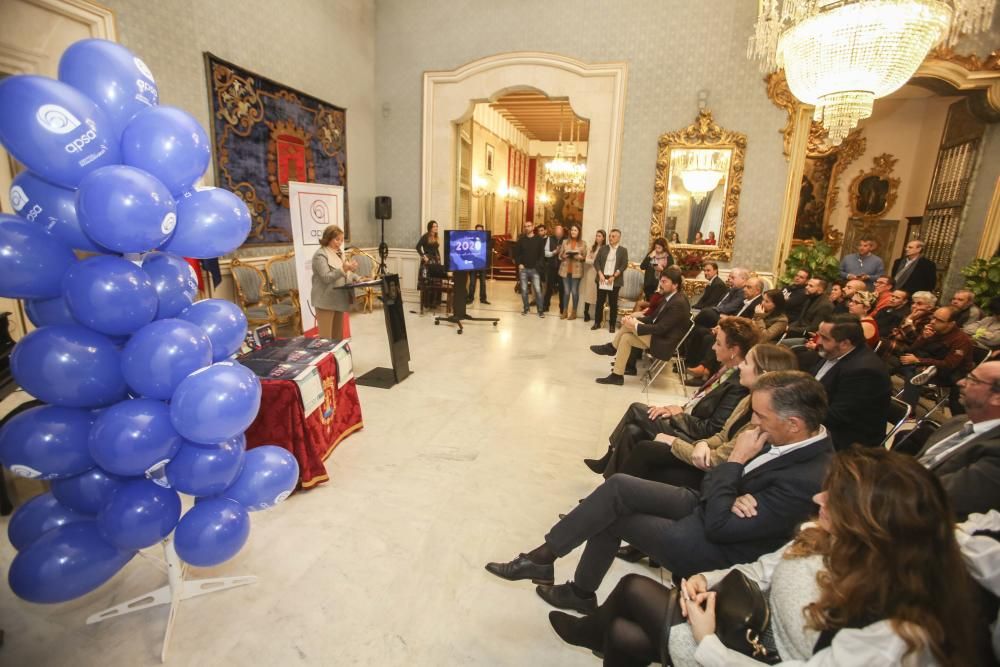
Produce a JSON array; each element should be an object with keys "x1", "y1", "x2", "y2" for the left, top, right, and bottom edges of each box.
[
  {"x1": 62, "y1": 255, "x2": 158, "y2": 336},
  {"x1": 10, "y1": 170, "x2": 103, "y2": 252},
  {"x1": 121, "y1": 106, "x2": 209, "y2": 196},
  {"x1": 51, "y1": 467, "x2": 127, "y2": 515},
  {"x1": 179, "y1": 299, "x2": 248, "y2": 361},
  {"x1": 142, "y1": 252, "x2": 200, "y2": 319},
  {"x1": 163, "y1": 434, "x2": 246, "y2": 497},
  {"x1": 173, "y1": 498, "x2": 249, "y2": 567},
  {"x1": 0, "y1": 75, "x2": 120, "y2": 188},
  {"x1": 0, "y1": 213, "x2": 77, "y2": 299},
  {"x1": 58, "y1": 38, "x2": 158, "y2": 140},
  {"x1": 8, "y1": 492, "x2": 90, "y2": 551},
  {"x1": 121, "y1": 319, "x2": 212, "y2": 400},
  {"x1": 9, "y1": 521, "x2": 134, "y2": 604},
  {"x1": 97, "y1": 479, "x2": 180, "y2": 551},
  {"x1": 0, "y1": 405, "x2": 95, "y2": 480},
  {"x1": 170, "y1": 362, "x2": 261, "y2": 444},
  {"x1": 89, "y1": 398, "x2": 183, "y2": 476},
  {"x1": 76, "y1": 165, "x2": 176, "y2": 253},
  {"x1": 163, "y1": 187, "x2": 251, "y2": 258},
  {"x1": 25, "y1": 293, "x2": 78, "y2": 328},
  {"x1": 220, "y1": 445, "x2": 299, "y2": 511},
  {"x1": 11, "y1": 325, "x2": 128, "y2": 407}
]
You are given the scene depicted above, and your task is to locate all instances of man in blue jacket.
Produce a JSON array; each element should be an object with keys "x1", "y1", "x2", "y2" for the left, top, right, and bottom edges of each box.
[{"x1": 484, "y1": 371, "x2": 833, "y2": 614}]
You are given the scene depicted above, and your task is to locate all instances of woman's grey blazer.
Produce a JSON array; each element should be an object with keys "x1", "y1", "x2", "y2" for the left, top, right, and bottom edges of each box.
[{"x1": 311, "y1": 247, "x2": 354, "y2": 312}]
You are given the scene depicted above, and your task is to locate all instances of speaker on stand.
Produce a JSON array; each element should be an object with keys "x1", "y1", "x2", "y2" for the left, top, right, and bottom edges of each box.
[{"x1": 374, "y1": 196, "x2": 391, "y2": 276}]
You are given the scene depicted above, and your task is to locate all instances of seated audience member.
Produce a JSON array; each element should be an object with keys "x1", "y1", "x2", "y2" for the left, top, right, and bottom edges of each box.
[
  {"x1": 828, "y1": 279, "x2": 847, "y2": 314},
  {"x1": 782, "y1": 277, "x2": 833, "y2": 341},
  {"x1": 846, "y1": 289, "x2": 880, "y2": 349},
  {"x1": 692, "y1": 261, "x2": 727, "y2": 310},
  {"x1": 917, "y1": 361, "x2": 1000, "y2": 520},
  {"x1": 892, "y1": 238, "x2": 938, "y2": 294},
  {"x1": 486, "y1": 371, "x2": 834, "y2": 614},
  {"x1": 692, "y1": 268, "x2": 750, "y2": 327},
  {"x1": 685, "y1": 277, "x2": 763, "y2": 381},
  {"x1": 638, "y1": 237, "x2": 672, "y2": 300},
  {"x1": 751, "y1": 288, "x2": 789, "y2": 343},
  {"x1": 884, "y1": 289, "x2": 937, "y2": 354},
  {"x1": 547, "y1": 448, "x2": 982, "y2": 667},
  {"x1": 952, "y1": 289, "x2": 984, "y2": 327},
  {"x1": 871, "y1": 274, "x2": 894, "y2": 311},
  {"x1": 834, "y1": 278, "x2": 868, "y2": 315},
  {"x1": 896, "y1": 305, "x2": 975, "y2": 413},
  {"x1": 781, "y1": 268, "x2": 810, "y2": 322},
  {"x1": 591, "y1": 269, "x2": 691, "y2": 386},
  {"x1": 617, "y1": 344, "x2": 798, "y2": 490},
  {"x1": 587, "y1": 318, "x2": 758, "y2": 475},
  {"x1": 873, "y1": 288, "x2": 910, "y2": 336},
  {"x1": 965, "y1": 296, "x2": 1000, "y2": 350},
  {"x1": 812, "y1": 314, "x2": 892, "y2": 450}
]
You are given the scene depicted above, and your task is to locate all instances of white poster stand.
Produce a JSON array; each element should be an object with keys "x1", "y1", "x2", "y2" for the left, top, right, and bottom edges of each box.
[{"x1": 288, "y1": 181, "x2": 346, "y2": 332}]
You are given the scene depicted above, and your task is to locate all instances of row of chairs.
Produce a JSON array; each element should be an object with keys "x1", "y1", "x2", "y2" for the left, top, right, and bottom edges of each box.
[{"x1": 228, "y1": 249, "x2": 379, "y2": 334}]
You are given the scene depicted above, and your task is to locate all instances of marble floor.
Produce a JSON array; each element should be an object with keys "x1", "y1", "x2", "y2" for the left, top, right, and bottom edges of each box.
[{"x1": 0, "y1": 284, "x2": 691, "y2": 666}]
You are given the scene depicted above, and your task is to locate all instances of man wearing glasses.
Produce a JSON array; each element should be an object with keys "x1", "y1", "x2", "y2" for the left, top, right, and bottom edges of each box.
[
  {"x1": 871, "y1": 275, "x2": 895, "y2": 312},
  {"x1": 916, "y1": 360, "x2": 1000, "y2": 519},
  {"x1": 896, "y1": 306, "x2": 975, "y2": 413}
]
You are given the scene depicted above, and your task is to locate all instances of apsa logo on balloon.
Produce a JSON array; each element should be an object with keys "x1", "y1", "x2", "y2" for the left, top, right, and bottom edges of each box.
[
  {"x1": 64, "y1": 119, "x2": 99, "y2": 156},
  {"x1": 133, "y1": 56, "x2": 155, "y2": 82},
  {"x1": 36, "y1": 103, "x2": 82, "y2": 134},
  {"x1": 161, "y1": 212, "x2": 177, "y2": 235},
  {"x1": 9, "y1": 185, "x2": 28, "y2": 212}
]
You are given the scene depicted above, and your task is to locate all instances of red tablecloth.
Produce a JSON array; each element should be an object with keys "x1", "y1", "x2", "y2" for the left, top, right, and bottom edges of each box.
[{"x1": 244, "y1": 353, "x2": 363, "y2": 488}]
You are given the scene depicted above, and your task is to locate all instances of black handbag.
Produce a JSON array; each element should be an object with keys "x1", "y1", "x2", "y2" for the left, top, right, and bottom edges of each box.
[{"x1": 660, "y1": 570, "x2": 779, "y2": 665}]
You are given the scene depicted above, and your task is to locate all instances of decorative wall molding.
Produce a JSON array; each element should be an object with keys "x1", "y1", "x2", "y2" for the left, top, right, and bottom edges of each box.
[{"x1": 422, "y1": 52, "x2": 627, "y2": 236}]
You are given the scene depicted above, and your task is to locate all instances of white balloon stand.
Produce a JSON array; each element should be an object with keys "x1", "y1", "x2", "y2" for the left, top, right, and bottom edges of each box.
[{"x1": 86, "y1": 536, "x2": 256, "y2": 662}]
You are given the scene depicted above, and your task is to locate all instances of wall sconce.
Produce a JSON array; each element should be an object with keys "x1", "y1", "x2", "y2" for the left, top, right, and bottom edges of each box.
[{"x1": 472, "y1": 174, "x2": 493, "y2": 198}]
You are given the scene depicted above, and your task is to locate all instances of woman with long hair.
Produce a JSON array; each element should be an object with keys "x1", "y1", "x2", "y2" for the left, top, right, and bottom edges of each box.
[
  {"x1": 752, "y1": 289, "x2": 789, "y2": 343},
  {"x1": 415, "y1": 220, "x2": 444, "y2": 312},
  {"x1": 639, "y1": 237, "x2": 673, "y2": 300},
  {"x1": 559, "y1": 224, "x2": 586, "y2": 320},
  {"x1": 582, "y1": 229, "x2": 607, "y2": 323},
  {"x1": 550, "y1": 447, "x2": 982, "y2": 666}
]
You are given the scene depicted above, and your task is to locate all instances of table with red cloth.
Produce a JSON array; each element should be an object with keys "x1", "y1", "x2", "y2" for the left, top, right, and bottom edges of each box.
[{"x1": 241, "y1": 341, "x2": 363, "y2": 488}]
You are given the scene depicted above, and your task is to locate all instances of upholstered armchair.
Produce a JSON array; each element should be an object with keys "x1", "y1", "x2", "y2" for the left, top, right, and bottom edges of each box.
[
  {"x1": 265, "y1": 252, "x2": 301, "y2": 310},
  {"x1": 347, "y1": 248, "x2": 378, "y2": 313},
  {"x1": 230, "y1": 257, "x2": 300, "y2": 334},
  {"x1": 615, "y1": 263, "x2": 645, "y2": 323}
]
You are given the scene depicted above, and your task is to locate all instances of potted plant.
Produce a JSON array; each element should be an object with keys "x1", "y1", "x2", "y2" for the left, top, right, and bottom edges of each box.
[
  {"x1": 780, "y1": 241, "x2": 841, "y2": 285},
  {"x1": 961, "y1": 257, "x2": 1000, "y2": 308}
]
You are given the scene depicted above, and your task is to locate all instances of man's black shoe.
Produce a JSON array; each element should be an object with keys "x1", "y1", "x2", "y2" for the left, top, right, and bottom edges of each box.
[
  {"x1": 595, "y1": 373, "x2": 624, "y2": 385},
  {"x1": 481, "y1": 299, "x2": 491, "y2": 305},
  {"x1": 536, "y1": 582, "x2": 598, "y2": 614},
  {"x1": 590, "y1": 323, "x2": 602, "y2": 330},
  {"x1": 615, "y1": 545, "x2": 645, "y2": 562},
  {"x1": 590, "y1": 343, "x2": 616, "y2": 356},
  {"x1": 624, "y1": 366, "x2": 637, "y2": 376},
  {"x1": 485, "y1": 554, "x2": 554, "y2": 585}
]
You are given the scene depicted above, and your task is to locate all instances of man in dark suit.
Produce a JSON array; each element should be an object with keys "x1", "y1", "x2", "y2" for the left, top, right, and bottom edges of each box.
[
  {"x1": 891, "y1": 239, "x2": 937, "y2": 295},
  {"x1": 812, "y1": 314, "x2": 891, "y2": 450},
  {"x1": 592, "y1": 229, "x2": 629, "y2": 333},
  {"x1": 484, "y1": 371, "x2": 833, "y2": 613},
  {"x1": 782, "y1": 268, "x2": 811, "y2": 322},
  {"x1": 873, "y1": 289, "x2": 910, "y2": 335},
  {"x1": 692, "y1": 261, "x2": 727, "y2": 310},
  {"x1": 784, "y1": 277, "x2": 834, "y2": 340},
  {"x1": 693, "y1": 267, "x2": 750, "y2": 327},
  {"x1": 917, "y1": 361, "x2": 1000, "y2": 520},
  {"x1": 685, "y1": 277, "x2": 763, "y2": 380},
  {"x1": 593, "y1": 268, "x2": 690, "y2": 386}
]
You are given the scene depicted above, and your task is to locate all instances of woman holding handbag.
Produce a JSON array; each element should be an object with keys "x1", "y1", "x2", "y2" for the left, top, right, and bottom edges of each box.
[{"x1": 548, "y1": 447, "x2": 983, "y2": 666}]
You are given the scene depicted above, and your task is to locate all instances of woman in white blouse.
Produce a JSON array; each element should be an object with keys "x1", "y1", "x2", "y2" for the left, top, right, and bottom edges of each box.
[{"x1": 548, "y1": 447, "x2": 983, "y2": 666}]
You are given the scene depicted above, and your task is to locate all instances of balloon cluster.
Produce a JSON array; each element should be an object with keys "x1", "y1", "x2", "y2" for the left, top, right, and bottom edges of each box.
[{"x1": 0, "y1": 39, "x2": 299, "y2": 604}]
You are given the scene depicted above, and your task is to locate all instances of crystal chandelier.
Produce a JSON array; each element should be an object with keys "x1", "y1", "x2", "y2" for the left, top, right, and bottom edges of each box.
[
  {"x1": 677, "y1": 150, "x2": 728, "y2": 203},
  {"x1": 545, "y1": 106, "x2": 587, "y2": 192},
  {"x1": 748, "y1": 0, "x2": 997, "y2": 145}
]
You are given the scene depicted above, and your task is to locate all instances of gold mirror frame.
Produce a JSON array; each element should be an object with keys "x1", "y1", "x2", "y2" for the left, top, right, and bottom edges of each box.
[
  {"x1": 848, "y1": 153, "x2": 900, "y2": 221},
  {"x1": 650, "y1": 109, "x2": 746, "y2": 262}
]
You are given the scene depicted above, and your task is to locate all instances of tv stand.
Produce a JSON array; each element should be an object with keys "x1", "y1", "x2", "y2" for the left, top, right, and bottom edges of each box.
[{"x1": 434, "y1": 270, "x2": 499, "y2": 334}]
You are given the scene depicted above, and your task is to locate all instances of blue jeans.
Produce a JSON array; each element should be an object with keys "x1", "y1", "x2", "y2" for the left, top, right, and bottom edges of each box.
[
  {"x1": 519, "y1": 268, "x2": 542, "y2": 313},
  {"x1": 563, "y1": 275, "x2": 581, "y2": 310}
]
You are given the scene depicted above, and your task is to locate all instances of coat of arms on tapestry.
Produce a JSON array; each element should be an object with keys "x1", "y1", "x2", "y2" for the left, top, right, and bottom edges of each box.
[{"x1": 204, "y1": 53, "x2": 348, "y2": 245}]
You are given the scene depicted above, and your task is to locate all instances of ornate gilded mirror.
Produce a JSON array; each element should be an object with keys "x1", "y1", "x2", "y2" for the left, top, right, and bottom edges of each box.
[
  {"x1": 849, "y1": 153, "x2": 900, "y2": 220},
  {"x1": 650, "y1": 109, "x2": 746, "y2": 261}
]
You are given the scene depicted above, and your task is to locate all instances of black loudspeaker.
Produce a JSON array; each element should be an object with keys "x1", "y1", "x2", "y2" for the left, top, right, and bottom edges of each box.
[{"x1": 375, "y1": 195, "x2": 392, "y2": 220}]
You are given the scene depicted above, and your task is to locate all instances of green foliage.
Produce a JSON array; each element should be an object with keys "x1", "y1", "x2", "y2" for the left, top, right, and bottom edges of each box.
[
  {"x1": 960, "y1": 257, "x2": 1000, "y2": 308},
  {"x1": 780, "y1": 241, "x2": 841, "y2": 286}
]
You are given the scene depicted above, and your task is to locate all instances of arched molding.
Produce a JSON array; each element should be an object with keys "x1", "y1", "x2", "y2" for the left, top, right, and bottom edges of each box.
[{"x1": 421, "y1": 52, "x2": 627, "y2": 233}]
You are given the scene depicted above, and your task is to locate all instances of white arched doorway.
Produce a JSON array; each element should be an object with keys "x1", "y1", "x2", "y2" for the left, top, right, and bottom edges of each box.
[{"x1": 421, "y1": 52, "x2": 628, "y2": 233}]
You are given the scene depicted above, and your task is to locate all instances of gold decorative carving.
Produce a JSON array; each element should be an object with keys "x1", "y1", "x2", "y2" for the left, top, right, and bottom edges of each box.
[
  {"x1": 848, "y1": 153, "x2": 900, "y2": 221},
  {"x1": 927, "y1": 46, "x2": 1000, "y2": 72},
  {"x1": 650, "y1": 109, "x2": 746, "y2": 263},
  {"x1": 211, "y1": 64, "x2": 264, "y2": 136}
]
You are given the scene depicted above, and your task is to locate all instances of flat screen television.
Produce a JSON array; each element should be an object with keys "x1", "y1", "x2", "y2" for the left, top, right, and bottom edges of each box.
[{"x1": 443, "y1": 229, "x2": 489, "y2": 272}]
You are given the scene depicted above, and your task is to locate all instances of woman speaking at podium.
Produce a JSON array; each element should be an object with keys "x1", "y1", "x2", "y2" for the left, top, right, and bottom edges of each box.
[{"x1": 311, "y1": 224, "x2": 358, "y2": 341}]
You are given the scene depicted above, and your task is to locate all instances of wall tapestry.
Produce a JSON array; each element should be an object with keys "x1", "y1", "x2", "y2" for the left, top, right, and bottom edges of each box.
[{"x1": 204, "y1": 53, "x2": 348, "y2": 245}]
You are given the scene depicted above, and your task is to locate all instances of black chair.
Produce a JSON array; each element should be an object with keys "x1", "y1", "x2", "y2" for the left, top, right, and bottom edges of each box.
[
  {"x1": 641, "y1": 319, "x2": 696, "y2": 395},
  {"x1": 888, "y1": 418, "x2": 941, "y2": 456},
  {"x1": 880, "y1": 396, "x2": 911, "y2": 448}
]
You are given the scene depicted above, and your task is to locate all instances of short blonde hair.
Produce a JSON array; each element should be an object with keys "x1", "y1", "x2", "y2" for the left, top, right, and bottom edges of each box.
[{"x1": 320, "y1": 225, "x2": 344, "y2": 247}]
